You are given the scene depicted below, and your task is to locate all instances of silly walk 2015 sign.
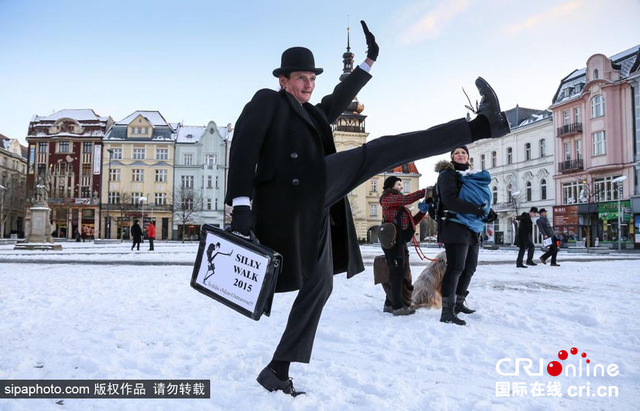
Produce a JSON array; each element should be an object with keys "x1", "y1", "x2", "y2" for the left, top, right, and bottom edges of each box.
[{"x1": 190, "y1": 225, "x2": 282, "y2": 320}]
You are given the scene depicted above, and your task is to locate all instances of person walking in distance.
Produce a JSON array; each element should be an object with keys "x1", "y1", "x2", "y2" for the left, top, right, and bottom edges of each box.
[
  {"x1": 515, "y1": 207, "x2": 538, "y2": 268},
  {"x1": 147, "y1": 221, "x2": 156, "y2": 251},
  {"x1": 537, "y1": 208, "x2": 560, "y2": 266},
  {"x1": 131, "y1": 220, "x2": 142, "y2": 251}
]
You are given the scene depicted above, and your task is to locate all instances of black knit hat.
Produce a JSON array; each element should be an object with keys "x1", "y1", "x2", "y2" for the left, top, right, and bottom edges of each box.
[
  {"x1": 539, "y1": 208, "x2": 547, "y2": 214},
  {"x1": 450, "y1": 145, "x2": 470, "y2": 158},
  {"x1": 530, "y1": 207, "x2": 539, "y2": 213},
  {"x1": 383, "y1": 176, "x2": 402, "y2": 190}
]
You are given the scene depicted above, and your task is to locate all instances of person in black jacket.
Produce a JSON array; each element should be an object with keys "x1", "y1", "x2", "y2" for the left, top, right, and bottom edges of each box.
[
  {"x1": 434, "y1": 146, "x2": 496, "y2": 326},
  {"x1": 515, "y1": 207, "x2": 538, "y2": 268},
  {"x1": 131, "y1": 220, "x2": 142, "y2": 251},
  {"x1": 225, "y1": 22, "x2": 511, "y2": 396}
]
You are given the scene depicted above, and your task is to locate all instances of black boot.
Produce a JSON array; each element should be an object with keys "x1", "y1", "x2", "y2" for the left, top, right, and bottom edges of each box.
[
  {"x1": 454, "y1": 291, "x2": 476, "y2": 315},
  {"x1": 475, "y1": 77, "x2": 511, "y2": 139},
  {"x1": 440, "y1": 296, "x2": 466, "y2": 326}
]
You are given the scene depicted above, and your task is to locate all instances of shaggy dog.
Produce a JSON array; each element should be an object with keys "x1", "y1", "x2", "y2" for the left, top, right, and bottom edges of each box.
[{"x1": 411, "y1": 251, "x2": 447, "y2": 309}]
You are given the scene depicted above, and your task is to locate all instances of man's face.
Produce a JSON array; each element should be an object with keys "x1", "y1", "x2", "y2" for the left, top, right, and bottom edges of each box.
[{"x1": 280, "y1": 71, "x2": 316, "y2": 104}]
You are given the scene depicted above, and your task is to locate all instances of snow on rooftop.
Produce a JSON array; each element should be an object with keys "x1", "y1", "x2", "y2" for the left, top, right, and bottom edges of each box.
[
  {"x1": 176, "y1": 125, "x2": 206, "y2": 143},
  {"x1": 116, "y1": 111, "x2": 170, "y2": 127},
  {"x1": 33, "y1": 109, "x2": 103, "y2": 122}
]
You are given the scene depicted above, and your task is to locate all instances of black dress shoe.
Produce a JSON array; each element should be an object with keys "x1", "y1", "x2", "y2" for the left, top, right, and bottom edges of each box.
[
  {"x1": 475, "y1": 77, "x2": 511, "y2": 138},
  {"x1": 257, "y1": 367, "x2": 305, "y2": 397},
  {"x1": 550, "y1": 263, "x2": 561, "y2": 267},
  {"x1": 516, "y1": 264, "x2": 528, "y2": 268},
  {"x1": 526, "y1": 261, "x2": 537, "y2": 266}
]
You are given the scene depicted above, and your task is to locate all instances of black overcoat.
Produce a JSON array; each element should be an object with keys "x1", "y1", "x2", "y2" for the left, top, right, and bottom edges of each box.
[
  {"x1": 225, "y1": 67, "x2": 371, "y2": 292},
  {"x1": 515, "y1": 212, "x2": 533, "y2": 247}
]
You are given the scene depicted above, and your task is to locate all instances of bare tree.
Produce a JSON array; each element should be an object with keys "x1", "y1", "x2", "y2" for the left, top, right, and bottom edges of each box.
[{"x1": 173, "y1": 187, "x2": 204, "y2": 242}]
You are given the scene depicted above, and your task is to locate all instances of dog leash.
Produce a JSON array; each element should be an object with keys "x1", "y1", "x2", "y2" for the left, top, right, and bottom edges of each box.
[{"x1": 412, "y1": 236, "x2": 441, "y2": 262}]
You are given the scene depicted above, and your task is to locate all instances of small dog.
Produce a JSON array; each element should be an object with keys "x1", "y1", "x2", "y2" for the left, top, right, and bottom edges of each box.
[{"x1": 411, "y1": 251, "x2": 447, "y2": 309}]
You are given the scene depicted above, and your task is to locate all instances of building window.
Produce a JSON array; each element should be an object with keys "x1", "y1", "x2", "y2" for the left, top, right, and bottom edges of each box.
[
  {"x1": 207, "y1": 175, "x2": 213, "y2": 188},
  {"x1": 592, "y1": 131, "x2": 606, "y2": 156},
  {"x1": 525, "y1": 143, "x2": 531, "y2": 160},
  {"x1": 155, "y1": 169, "x2": 167, "y2": 183},
  {"x1": 403, "y1": 181, "x2": 410, "y2": 193},
  {"x1": 370, "y1": 179, "x2": 378, "y2": 192},
  {"x1": 492, "y1": 186, "x2": 498, "y2": 205},
  {"x1": 215, "y1": 176, "x2": 219, "y2": 189},
  {"x1": 133, "y1": 148, "x2": 145, "y2": 160},
  {"x1": 181, "y1": 175, "x2": 194, "y2": 189},
  {"x1": 564, "y1": 142, "x2": 571, "y2": 161},
  {"x1": 591, "y1": 95, "x2": 605, "y2": 118},
  {"x1": 155, "y1": 193, "x2": 167, "y2": 205},
  {"x1": 562, "y1": 181, "x2": 584, "y2": 204},
  {"x1": 593, "y1": 69, "x2": 599, "y2": 79},
  {"x1": 526, "y1": 181, "x2": 532, "y2": 201},
  {"x1": 491, "y1": 151, "x2": 497, "y2": 168},
  {"x1": 38, "y1": 142, "x2": 48, "y2": 153},
  {"x1": 183, "y1": 153, "x2": 194, "y2": 165},
  {"x1": 182, "y1": 197, "x2": 194, "y2": 211},
  {"x1": 369, "y1": 204, "x2": 378, "y2": 217},
  {"x1": 563, "y1": 110, "x2": 570, "y2": 126},
  {"x1": 131, "y1": 192, "x2": 143, "y2": 205},
  {"x1": 132, "y1": 169, "x2": 144, "y2": 182},
  {"x1": 109, "y1": 169, "x2": 120, "y2": 182},
  {"x1": 205, "y1": 154, "x2": 217, "y2": 165},
  {"x1": 156, "y1": 148, "x2": 169, "y2": 160},
  {"x1": 541, "y1": 179, "x2": 547, "y2": 200},
  {"x1": 507, "y1": 184, "x2": 513, "y2": 202},
  {"x1": 593, "y1": 175, "x2": 623, "y2": 202},
  {"x1": 576, "y1": 139, "x2": 582, "y2": 160},
  {"x1": 539, "y1": 139, "x2": 546, "y2": 157},
  {"x1": 110, "y1": 148, "x2": 122, "y2": 159},
  {"x1": 58, "y1": 141, "x2": 70, "y2": 153},
  {"x1": 574, "y1": 107, "x2": 581, "y2": 123},
  {"x1": 207, "y1": 198, "x2": 212, "y2": 210},
  {"x1": 82, "y1": 142, "x2": 92, "y2": 153},
  {"x1": 108, "y1": 192, "x2": 120, "y2": 204},
  {"x1": 480, "y1": 154, "x2": 485, "y2": 170},
  {"x1": 506, "y1": 147, "x2": 513, "y2": 165}
]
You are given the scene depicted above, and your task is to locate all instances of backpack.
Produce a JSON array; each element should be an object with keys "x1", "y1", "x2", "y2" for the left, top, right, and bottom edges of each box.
[{"x1": 428, "y1": 170, "x2": 462, "y2": 227}]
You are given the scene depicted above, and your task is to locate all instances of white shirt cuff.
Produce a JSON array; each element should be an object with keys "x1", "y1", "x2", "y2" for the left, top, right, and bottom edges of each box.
[
  {"x1": 359, "y1": 61, "x2": 371, "y2": 73},
  {"x1": 232, "y1": 197, "x2": 251, "y2": 207}
]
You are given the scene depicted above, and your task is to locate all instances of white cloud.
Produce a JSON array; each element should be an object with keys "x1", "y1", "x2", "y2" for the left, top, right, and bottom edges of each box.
[
  {"x1": 502, "y1": 0, "x2": 583, "y2": 35},
  {"x1": 397, "y1": 0, "x2": 471, "y2": 46}
]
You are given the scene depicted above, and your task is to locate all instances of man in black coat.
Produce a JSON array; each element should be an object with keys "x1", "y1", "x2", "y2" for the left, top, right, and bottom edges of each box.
[
  {"x1": 225, "y1": 21, "x2": 511, "y2": 396},
  {"x1": 515, "y1": 207, "x2": 538, "y2": 268}
]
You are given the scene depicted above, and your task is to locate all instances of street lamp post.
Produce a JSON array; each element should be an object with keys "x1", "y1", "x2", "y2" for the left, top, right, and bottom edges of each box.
[
  {"x1": 0, "y1": 185, "x2": 6, "y2": 239},
  {"x1": 612, "y1": 175, "x2": 627, "y2": 252},
  {"x1": 106, "y1": 149, "x2": 113, "y2": 239}
]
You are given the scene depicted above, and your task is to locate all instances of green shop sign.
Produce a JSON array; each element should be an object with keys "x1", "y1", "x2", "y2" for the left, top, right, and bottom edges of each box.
[{"x1": 598, "y1": 200, "x2": 631, "y2": 222}]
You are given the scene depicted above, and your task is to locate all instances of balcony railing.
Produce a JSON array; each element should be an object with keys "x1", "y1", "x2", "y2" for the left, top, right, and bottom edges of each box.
[
  {"x1": 557, "y1": 122, "x2": 582, "y2": 137},
  {"x1": 558, "y1": 159, "x2": 584, "y2": 173}
]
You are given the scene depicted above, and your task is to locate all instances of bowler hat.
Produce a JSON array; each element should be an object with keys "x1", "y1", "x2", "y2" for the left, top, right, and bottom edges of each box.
[{"x1": 273, "y1": 47, "x2": 324, "y2": 77}]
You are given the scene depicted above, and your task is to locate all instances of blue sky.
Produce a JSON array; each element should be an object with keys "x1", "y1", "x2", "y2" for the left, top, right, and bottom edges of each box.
[{"x1": 2, "y1": 0, "x2": 640, "y2": 183}]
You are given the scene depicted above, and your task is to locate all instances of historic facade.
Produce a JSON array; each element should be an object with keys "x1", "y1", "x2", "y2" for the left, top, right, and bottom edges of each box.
[
  {"x1": 550, "y1": 45, "x2": 639, "y2": 248},
  {"x1": 0, "y1": 133, "x2": 28, "y2": 238},
  {"x1": 101, "y1": 111, "x2": 176, "y2": 240},
  {"x1": 25, "y1": 109, "x2": 113, "y2": 240},
  {"x1": 467, "y1": 106, "x2": 554, "y2": 245}
]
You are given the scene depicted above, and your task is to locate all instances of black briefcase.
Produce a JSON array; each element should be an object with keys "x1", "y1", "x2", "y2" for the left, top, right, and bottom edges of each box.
[{"x1": 190, "y1": 225, "x2": 282, "y2": 320}]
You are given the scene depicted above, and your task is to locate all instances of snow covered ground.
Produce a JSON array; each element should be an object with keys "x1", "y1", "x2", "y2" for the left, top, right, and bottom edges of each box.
[{"x1": 0, "y1": 241, "x2": 639, "y2": 410}]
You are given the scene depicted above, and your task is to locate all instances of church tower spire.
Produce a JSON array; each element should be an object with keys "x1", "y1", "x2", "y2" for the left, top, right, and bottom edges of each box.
[{"x1": 339, "y1": 26, "x2": 354, "y2": 82}]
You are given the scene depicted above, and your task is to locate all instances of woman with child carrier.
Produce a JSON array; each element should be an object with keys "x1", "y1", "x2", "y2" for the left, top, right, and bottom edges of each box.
[
  {"x1": 379, "y1": 176, "x2": 429, "y2": 316},
  {"x1": 434, "y1": 145, "x2": 496, "y2": 326}
]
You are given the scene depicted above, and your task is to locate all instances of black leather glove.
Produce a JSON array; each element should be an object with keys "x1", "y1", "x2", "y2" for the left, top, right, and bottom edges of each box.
[
  {"x1": 231, "y1": 205, "x2": 252, "y2": 237},
  {"x1": 484, "y1": 209, "x2": 497, "y2": 223},
  {"x1": 473, "y1": 205, "x2": 486, "y2": 217},
  {"x1": 360, "y1": 20, "x2": 379, "y2": 61}
]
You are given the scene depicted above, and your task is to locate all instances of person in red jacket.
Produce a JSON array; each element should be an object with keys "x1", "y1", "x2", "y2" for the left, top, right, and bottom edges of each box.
[
  {"x1": 379, "y1": 176, "x2": 427, "y2": 315},
  {"x1": 147, "y1": 221, "x2": 156, "y2": 251}
]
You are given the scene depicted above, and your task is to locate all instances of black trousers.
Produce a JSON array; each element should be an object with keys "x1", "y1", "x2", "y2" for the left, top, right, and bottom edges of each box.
[
  {"x1": 516, "y1": 240, "x2": 534, "y2": 264},
  {"x1": 540, "y1": 236, "x2": 558, "y2": 264},
  {"x1": 273, "y1": 118, "x2": 474, "y2": 363},
  {"x1": 441, "y1": 243, "x2": 479, "y2": 298},
  {"x1": 382, "y1": 242, "x2": 411, "y2": 309}
]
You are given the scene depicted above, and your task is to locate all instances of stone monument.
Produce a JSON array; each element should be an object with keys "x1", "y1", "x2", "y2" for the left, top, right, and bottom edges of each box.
[{"x1": 15, "y1": 173, "x2": 61, "y2": 250}]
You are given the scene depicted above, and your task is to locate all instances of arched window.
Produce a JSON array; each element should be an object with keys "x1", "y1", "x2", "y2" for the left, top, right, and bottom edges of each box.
[
  {"x1": 591, "y1": 95, "x2": 605, "y2": 118},
  {"x1": 540, "y1": 139, "x2": 546, "y2": 157},
  {"x1": 526, "y1": 181, "x2": 532, "y2": 201},
  {"x1": 525, "y1": 143, "x2": 531, "y2": 160},
  {"x1": 481, "y1": 154, "x2": 486, "y2": 170},
  {"x1": 491, "y1": 151, "x2": 497, "y2": 167},
  {"x1": 541, "y1": 179, "x2": 547, "y2": 200},
  {"x1": 507, "y1": 147, "x2": 513, "y2": 165},
  {"x1": 593, "y1": 69, "x2": 599, "y2": 79},
  {"x1": 492, "y1": 186, "x2": 498, "y2": 205}
]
